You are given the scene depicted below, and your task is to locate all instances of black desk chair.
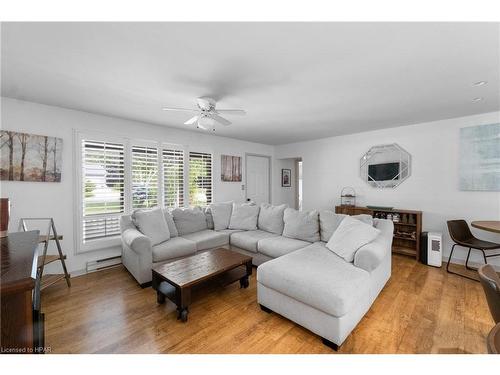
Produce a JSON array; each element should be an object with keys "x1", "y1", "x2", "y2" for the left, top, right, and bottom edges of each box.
[{"x1": 446, "y1": 220, "x2": 500, "y2": 281}]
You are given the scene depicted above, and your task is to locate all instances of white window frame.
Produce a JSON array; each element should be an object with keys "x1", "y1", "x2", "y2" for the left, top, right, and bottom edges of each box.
[{"x1": 74, "y1": 131, "x2": 215, "y2": 253}]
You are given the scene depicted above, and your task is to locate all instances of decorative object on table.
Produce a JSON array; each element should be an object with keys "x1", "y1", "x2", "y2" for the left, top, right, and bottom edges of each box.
[
  {"x1": 340, "y1": 187, "x2": 356, "y2": 207},
  {"x1": 0, "y1": 198, "x2": 10, "y2": 237},
  {"x1": 335, "y1": 206, "x2": 422, "y2": 260},
  {"x1": 281, "y1": 168, "x2": 291, "y2": 187},
  {"x1": 419, "y1": 232, "x2": 443, "y2": 267},
  {"x1": 19, "y1": 218, "x2": 71, "y2": 290},
  {"x1": 446, "y1": 220, "x2": 500, "y2": 281},
  {"x1": 392, "y1": 213, "x2": 400, "y2": 223},
  {"x1": 0, "y1": 130, "x2": 63, "y2": 182},
  {"x1": 360, "y1": 143, "x2": 411, "y2": 188},
  {"x1": 459, "y1": 123, "x2": 500, "y2": 191},
  {"x1": 221, "y1": 155, "x2": 242, "y2": 182}
]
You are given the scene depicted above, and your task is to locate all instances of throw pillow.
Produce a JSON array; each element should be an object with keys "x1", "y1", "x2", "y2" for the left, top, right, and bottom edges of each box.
[
  {"x1": 282, "y1": 208, "x2": 320, "y2": 242},
  {"x1": 326, "y1": 215, "x2": 380, "y2": 262},
  {"x1": 132, "y1": 208, "x2": 170, "y2": 246},
  {"x1": 171, "y1": 206, "x2": 208, "y2": 235},
  {"x1": 229, "y1": 203, "x2": 260, "y2": 230},
  {"x1": 319, "y1": 210, "x2": 347, "y2": 242},
  {"x1": 210, "y1": 201, "x2": 233, "y2": 230},
  {"x1": 353, "y1": 214, "x2": 374, "y2": 226},
  {"x1": 204, "y1": 207, "x2": 215, "y2": 229},
  {"x1": 163, "y1": 209, "x2": 178, "y2": 237},
  {"x1": 258, "y1": 203, "x2": 287, "y2": 234}
]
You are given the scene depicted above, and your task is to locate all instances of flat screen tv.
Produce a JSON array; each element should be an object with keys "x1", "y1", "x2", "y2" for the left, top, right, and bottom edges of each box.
[{"x1": 368, "y1": 162, "x2": 400, "y2": 181}]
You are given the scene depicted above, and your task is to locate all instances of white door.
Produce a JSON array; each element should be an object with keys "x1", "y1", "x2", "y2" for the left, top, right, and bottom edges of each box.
[{"x1": 246, "y1": 155, "x2": 270, "y2": 204}]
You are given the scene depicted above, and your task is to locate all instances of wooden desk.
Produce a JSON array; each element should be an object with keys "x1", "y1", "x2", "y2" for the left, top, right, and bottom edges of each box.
[
  {"x1": 1, "y1": 231, "x2": 42, "y2": 354},
  {"x1": 471, "y1": 221, "x2": 500, "y2": 234}
]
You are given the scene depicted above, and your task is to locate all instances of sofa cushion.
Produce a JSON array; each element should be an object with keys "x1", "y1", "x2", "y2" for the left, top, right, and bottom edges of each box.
[
  {"x1": 257, "y1": 242, "x2": 370, "y2": 317},
  {"x1": 282, "y1": 208, "x2": 320, "y2": 242},
  {"x1": 132, "y1": 208, "x2": 170, "y2": 246},
  {"x1": 216, "y1": 229, "x2": 245, "y2": 235},
  {"x1": 319, "y1": 210, "x2": 346, "y2": 242},
  {"x1": 230, "y1": 230, "x2": 279, "y2": 253},
  {"x1": 326, "y1": 215, "x2": 380, "y2": 262},
  {"x1": 152, "y1": 237, "x2": 196, "y2": 262},
  {"x1": 163, "y1": 209, "x2": 178, "y2": 238},
  {"x1": 319, "y1": 211, "x2": 375, "y2": 242},
  {"x1": 257, "y1": 236, "x2": 310, "y2": 258},
  {"x1": 229, "y1": 203, "x2": 260, "y2": 231},
  {"x1": 210, "y1": 201, "x2": 233, "y2": 230},
  {"x1": 171, "y1": 207, "x2": 208, "y2": 235},
  {"x1": 204, "y1": 207, "x2": 214, "y2": 229},
  {"x1": 258, "y1": 203, "x2": 287, "y2": 234},
  {"x1": 181, "y1": 229, "x2": 229, "y2": 251}
]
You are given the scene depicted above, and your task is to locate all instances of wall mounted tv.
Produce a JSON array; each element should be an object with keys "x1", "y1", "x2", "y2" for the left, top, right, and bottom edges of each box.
[{"x1": 368, "y1": 162, "x2": 400, "y2": 181}]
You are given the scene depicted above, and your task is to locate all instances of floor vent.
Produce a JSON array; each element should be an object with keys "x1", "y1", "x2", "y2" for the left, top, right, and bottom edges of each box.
[{"x1": 86, "y1": 255, "x2": 122, "y2": 273}]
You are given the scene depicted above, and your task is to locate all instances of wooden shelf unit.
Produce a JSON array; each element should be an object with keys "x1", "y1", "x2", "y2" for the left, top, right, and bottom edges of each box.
[{"x1": 335, "y1": 206, "x2": 422, "y2": 261}]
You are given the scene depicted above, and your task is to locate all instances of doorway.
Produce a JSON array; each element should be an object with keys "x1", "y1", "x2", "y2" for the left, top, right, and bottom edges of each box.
[
  {"x1": 245, "y1": 154, "x2": 271, "y2": 204},
  {"x1": 296, "y1": 159, "x2": 303, "y2": 210}
]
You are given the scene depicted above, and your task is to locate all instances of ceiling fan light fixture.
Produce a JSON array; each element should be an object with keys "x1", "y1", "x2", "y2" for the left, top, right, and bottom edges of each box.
[{"x1": 472, "y1": 81, "x2": 487, "y2": 86}]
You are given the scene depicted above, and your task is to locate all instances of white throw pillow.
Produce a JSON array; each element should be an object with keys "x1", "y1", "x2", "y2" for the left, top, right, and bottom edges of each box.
[
  {"x1": 353, "y1": 214, "x2": 374, "y2": 226},
  {"x1": 171, "y1": 206, "x2": 208, "y2": 235},
  {"x1": 132, "y1": 208, "x2": 170, "y2": 246},
  {"x1": 319, "y1": 210, "x2": 347, "y2": 242},
  {"x1": 282, "y1": 208, "x2": 320, "y2": 242},
  {"x1": 326, "y1": 215, "x2": 380, "y2": 262},
  {"x1": 163, "y1": 209, "x2": 178, "y2": 237},
  {"x1": 229, "y1": 203, "x2": 260, "y2": 230},
  {"x1": 210, "y1": 201, "x2": 233, "y2": 230},
  {"x1": 258, "y1": 203, "x2": 287, "y2": 234}
]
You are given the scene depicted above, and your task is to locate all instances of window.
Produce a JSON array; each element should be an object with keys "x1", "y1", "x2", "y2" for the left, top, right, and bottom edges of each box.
[
  {"x1": 188, "y1": 151, "x2": 212, "y2": 206},
  {"x1": 81, "y1": 140, "x2": 125, "y2": 242},
  {"x1": 163, "y1": 148, "x2": 184, "y2": 208},
  {"x1": 131, "y1": 145, "x2": 159, "y2": 209}
]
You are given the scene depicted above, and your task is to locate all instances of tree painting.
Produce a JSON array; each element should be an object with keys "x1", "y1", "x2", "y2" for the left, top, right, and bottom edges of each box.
[{"x1": 0, "y1": 130, "x2": 63, "y2": 182}]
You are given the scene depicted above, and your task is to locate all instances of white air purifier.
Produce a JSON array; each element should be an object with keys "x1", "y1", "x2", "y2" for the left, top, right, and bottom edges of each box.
[{"x1": 420, "y1": 232, "x2": 443, "y2": 267}]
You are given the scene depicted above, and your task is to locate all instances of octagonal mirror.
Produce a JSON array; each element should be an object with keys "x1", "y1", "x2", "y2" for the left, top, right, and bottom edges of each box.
[{"x1": 360, "y1": 143, "x2": 411, "y2": 188}]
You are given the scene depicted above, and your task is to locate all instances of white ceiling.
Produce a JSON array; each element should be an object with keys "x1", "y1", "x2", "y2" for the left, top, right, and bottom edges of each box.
[{"x1": 1, "y1": 22, "x2": 499, "y2": 145}]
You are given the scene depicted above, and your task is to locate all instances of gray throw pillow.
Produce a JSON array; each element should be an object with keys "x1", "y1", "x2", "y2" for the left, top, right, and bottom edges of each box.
[
  {"x1": 163, "y1": 209, "x2": 179, "y2": 237},
  {"x1": 171, "y1": 206, "x2": 208, "y2": 235},
  {"x1": 204, "y1": 207, "x2": 215, "y2": 229},
  {"x1": 210, "y1": 201, "x2": 233, "y2": 230},
  {"x1": 283, "y1": 208, "x2": 320, "y2": 242},
  {"x1": 229, "y1": 203, "x2": 260, "y2": 230},
  {"x1": 319, "y1": 210, "x2": 346, "y2": 242},
  {"x1": 258, "y1": 203, "x2": 287, "y2": 234},
  {"x1": 132, "y1": 208, "x2": 170, "y2": 246}
]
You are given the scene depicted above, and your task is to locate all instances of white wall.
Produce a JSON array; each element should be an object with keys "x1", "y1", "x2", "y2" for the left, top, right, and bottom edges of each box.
[
  {"x1": 273, "y1": 158, "x2": 297, "y2": 209},
  {"x1": 0, "y1": 97, "x2": 274, "y2": 273},
  {"x1": 275, "y1": 111, "x2": 500, "y2": 265}
]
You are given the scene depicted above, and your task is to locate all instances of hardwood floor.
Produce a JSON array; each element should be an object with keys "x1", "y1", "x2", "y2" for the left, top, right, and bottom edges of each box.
[{"x1": 41, "y1": 254, "x2": 495, "y2": 354}]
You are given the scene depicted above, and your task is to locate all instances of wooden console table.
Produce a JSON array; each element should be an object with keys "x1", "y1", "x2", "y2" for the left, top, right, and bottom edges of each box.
[
  {"x1": 335, "y1": 206, "x2": 423, "y2": 261},
  {"x1": 1, "y1": 231, "x2": 44, "y2": 354}
]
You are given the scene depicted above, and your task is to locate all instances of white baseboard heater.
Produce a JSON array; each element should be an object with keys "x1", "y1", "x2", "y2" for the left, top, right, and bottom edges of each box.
[{"x1": 86, "y1": 255, "x2": 122, "y2": 273}]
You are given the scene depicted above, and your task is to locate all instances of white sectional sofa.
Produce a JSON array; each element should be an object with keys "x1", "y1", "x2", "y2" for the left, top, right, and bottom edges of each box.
[{"x1": 120, "y1": 202, "x2": 393, "y2": 350}]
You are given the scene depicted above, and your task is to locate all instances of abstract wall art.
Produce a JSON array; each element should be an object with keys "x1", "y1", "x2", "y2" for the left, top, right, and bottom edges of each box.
[{"x1": 459, "y1": 123, "x2": 500, "y2": 191}]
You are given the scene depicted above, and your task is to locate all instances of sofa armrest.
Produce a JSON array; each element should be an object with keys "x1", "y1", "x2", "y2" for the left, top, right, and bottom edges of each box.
[
  {"x1": 354, "y1": 219, "x2": 393, "y2": 272},
  {"x1": 122, "y1": 227, "x2": 152, "y2": 255}
]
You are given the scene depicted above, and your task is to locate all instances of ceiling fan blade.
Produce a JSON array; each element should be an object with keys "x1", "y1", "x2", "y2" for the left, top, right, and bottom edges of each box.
[
  {"x1": 216, "y1": 109, "x2": 246, "y2": 116},
  {"x1": 196, "y1": 122, "x2": 208, "y2": 130},
  {"x1": 162, "y1": 107, "x2": 199, "y2": 112},
  {"x1": 211, "y1": 114, "x2": 231, "y2": 126},
  {"x1": 184, "y1": 115, "x2": 199, "y2": 125}
]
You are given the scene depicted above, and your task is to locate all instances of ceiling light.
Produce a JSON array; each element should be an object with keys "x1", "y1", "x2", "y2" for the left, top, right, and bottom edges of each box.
[
  {"x1": 472, "y1": 97, "x2": 484, "y2": 102},
  {"x1": 473, "y1": 81, "x2": 487, "y2": 86}
]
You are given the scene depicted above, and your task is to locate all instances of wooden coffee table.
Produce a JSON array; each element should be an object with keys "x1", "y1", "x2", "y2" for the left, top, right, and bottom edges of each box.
[{"x1": 152, "y1": 248, "x2": 252, "y2": 322}]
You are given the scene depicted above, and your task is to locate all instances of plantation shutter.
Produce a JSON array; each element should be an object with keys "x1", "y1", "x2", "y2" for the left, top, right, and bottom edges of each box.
[
  {"x1": 188, "y1": 151, "x2": 213, "y2": 206},
  {"x1": 131, "y1": 146, "x2": 159, "y2": 209},
  {"x1": 162, "y1": 149, "x2": 185, "y2": 208},
  {"x1": 82, "y1": 140, "x2": 125, "y2": 242}
]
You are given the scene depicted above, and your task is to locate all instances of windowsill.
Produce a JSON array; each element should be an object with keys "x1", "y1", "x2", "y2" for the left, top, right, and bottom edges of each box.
[{"x1": 77, "y1": 235, "x2": 121, "y2": 254}]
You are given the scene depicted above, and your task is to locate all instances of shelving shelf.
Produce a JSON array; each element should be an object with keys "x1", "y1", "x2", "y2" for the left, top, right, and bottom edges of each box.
[{"x1": 335, "y1": 206, "x2": 423, "y2": 261}]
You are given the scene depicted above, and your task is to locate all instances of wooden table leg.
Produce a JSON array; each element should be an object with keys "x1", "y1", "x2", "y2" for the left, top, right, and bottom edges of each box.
[
  {"x1": 176, "y1": 286, "x2": 191, "y2": 322},
  {"x1": 240, "y1": 260, "x2": 252, "y2": 288}
]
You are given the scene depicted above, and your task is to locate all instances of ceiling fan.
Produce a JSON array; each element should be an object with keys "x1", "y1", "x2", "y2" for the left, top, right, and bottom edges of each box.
[{"x1": 162, "y1": 97, "x2": 246, "y2": 131}]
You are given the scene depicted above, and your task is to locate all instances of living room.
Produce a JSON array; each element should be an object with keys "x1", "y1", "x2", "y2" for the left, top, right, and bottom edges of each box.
[{"x1": 1, "y1": 1, "x2": 499, "y2": 373}]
